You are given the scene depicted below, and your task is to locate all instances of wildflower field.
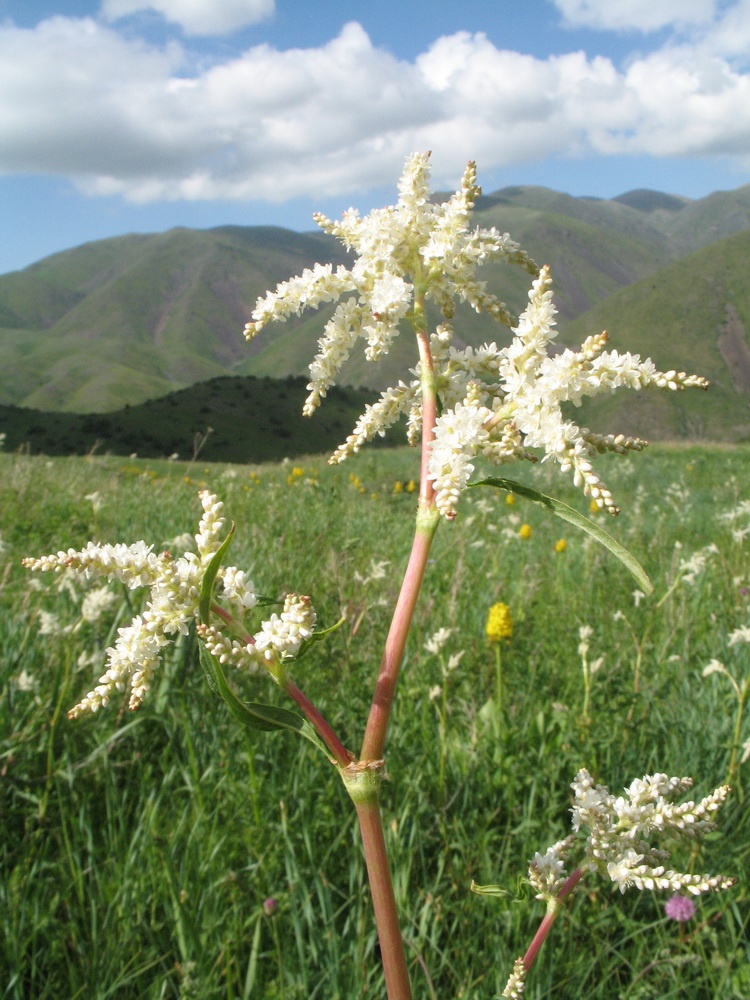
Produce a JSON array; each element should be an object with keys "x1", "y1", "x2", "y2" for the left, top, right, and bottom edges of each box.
[{"x1": 2, "y1": 442, "x2": 749, "y2": 1000}]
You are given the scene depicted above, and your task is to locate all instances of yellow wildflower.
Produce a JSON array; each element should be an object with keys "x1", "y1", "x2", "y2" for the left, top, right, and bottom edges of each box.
[
  {"x1": 406, "y1": 479, "x2": 417, "y2": 492},
  {"x1": 519, "y1": 523, "x2": 532, "y2": 539},
  {"x1": 505, "y1": 493, "x2": 515, "y2": 505},
  {"x1": 394, "y1": 480, "x2": 403, "y2": 493},
  {"x1": 555, "y1": 538, "x2": 567, "y2": 553},
  {"x1": 486, "y1": 602, "x2": 513, "y2": 642}
]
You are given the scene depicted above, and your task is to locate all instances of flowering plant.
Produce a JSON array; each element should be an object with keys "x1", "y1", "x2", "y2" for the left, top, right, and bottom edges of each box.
[{"x1": 23, "y1": 153, "x2": 732, "y2": 999}]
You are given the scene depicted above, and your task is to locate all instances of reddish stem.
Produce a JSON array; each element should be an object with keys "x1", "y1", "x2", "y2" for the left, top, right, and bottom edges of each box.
[
  {"x1": 360, "y1": 325, "x2": 439, "y2": 762},
  {"x1": 523, "y1": 867, "x2": 586, "y2": 971},
  {"x1": 355, "y1": 796, "x2": 413, "y2": 1000},
  {"x1": 285, "y1": 678, "x2": 351, "y2": 768},
  {"x1": 209, "y1": 601, "x2": 350, "y2": 768}
]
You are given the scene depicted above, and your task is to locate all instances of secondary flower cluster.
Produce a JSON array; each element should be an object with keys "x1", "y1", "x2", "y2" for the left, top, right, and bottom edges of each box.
[
  {"x1": 23, "y1": 491, "x2": 316, "y2": 716},
  {"x1": 243, "y1": 152, "x2": 708, "y2": 519},
  {"x1": 528, "y1": 769, "x2": 735, "y2": 901}
]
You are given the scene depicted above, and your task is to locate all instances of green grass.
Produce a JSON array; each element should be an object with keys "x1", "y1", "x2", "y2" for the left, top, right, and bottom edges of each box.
[{"x1": 1, "y1": 444, "x2": 749, "y2": 999}]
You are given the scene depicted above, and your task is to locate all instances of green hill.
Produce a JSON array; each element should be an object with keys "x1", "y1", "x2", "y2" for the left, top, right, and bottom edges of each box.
[
  {"x1": 0, "y1": 374, "x2": 403, "y2": 463},
  {"x1": 559, "y1": 228, "x2": 750, "y2": 442},
  {"x1": 1, "y1": 181, "x2": 750, "y2": 439}
]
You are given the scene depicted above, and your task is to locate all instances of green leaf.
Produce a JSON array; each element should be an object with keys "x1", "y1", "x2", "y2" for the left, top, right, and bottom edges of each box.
[
  {"x1": 199, "y1": 523, "x2": 236, "y2": 623},
  {"x1": 198, "y1": 644, "x2": 330, "y2": 756},
  {"x1": 469, "y1": 477, "x2": 653, "y2": 594},
  {"x1": 254, "y1": 595, "x2": 284, "y2": 608},
  {"x1": 470, "y1": 877, "x2": 532, "y2": 902},
  {"x1": 197, "y1": 635, "x2": 220, "y2": 695},
  {"x1": 294, "y1": 615, "x2": 346, "y2": 661}
]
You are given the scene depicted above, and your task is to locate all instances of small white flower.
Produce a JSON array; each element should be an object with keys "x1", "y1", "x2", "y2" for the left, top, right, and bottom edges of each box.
[
  {"x1": 501, "y1": 958, "x2": 527, "y2": 999},
  {"x1": 446, "y1": 650, "x2": 465, "y2": 672},
  {"x1": 728, "y1": 625, "x2": 750, "y2": 647},
  {"x1": 703, "y1": 659, "x2": 728, "y2": 678},
  {"x1": 38, "y1": 610, "x2": 68, "y2": 636},
  {"x1": 424, "y1": 627, "x2": 454, "y2": 655},
  {"x1": 85, "y1": 491, "x2": 104, "y2": 514},
  {"x1": 589, "y1": 656, "x2": 604, "y2": 675},
  {"x1": 253, "y1": 594, "x2": 317, "y2": 662},
  {"x1": 81, "y1": 585, "x2": 118, "y2": 623},
  {"x1": 15, "y1": 669, "x2": 38, "y2": 692}
]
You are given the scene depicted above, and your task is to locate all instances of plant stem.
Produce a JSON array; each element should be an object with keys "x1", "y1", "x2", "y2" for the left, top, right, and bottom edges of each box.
[
  {"x1": 360, "y1": 319, "x2": 440, "y2": 762},
  {"x1": 285, "y1": 678, "x2": 351, "y2": 767},
  {"x1": 209, "y1": 601, "x2": 351, "y2": 767},
  {"x1": 523, "y1": 867, "x2": 585, "y2": 971},
  {"x1": 360, "y1": 509, "x2": 439, "y2": 761},
  {"x1": 355, "y1": 792, "x2": 413, "y2": 1000},
  {"x1": 727, "y1": 674, "x2": 748, "y2": 796},
  {"x1": 495, "y1": 643, "x2": 503, "y2": 719}
]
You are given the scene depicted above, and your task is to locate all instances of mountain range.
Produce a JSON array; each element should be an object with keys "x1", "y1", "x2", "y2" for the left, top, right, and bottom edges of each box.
[{"x1": 1, "y1": 180, "x2": 749, "y2": 444}]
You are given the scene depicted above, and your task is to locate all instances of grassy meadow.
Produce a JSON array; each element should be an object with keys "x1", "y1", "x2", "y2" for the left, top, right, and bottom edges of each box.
[{"x1": 1, "y1": 443, "x2": 749, "y2": 999}]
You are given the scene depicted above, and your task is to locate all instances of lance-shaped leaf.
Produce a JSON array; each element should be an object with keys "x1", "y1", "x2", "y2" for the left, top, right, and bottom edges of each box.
[
  {"x1": 198, "y1": 644, "x2": 330, "y2": 756},
  {"x1": 470, "y1": 877, "x2": 532, "y2": 902},
  {"x1": 294, "y1": 615, "x2": 346, "y2": 662},
  {"x1": 199, "y1": 522, "x2": 236, "y2": 624},
  {"x1": 469, "y1": 477, "x2": 652, "y2": 593}
]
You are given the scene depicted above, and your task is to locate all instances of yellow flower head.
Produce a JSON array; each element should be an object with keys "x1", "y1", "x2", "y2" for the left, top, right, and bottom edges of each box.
[
  {"x1": 505, "y1": 493, "x2": 515, "y2": 505},
  {"x1": 519, "y1": 523, "x2": 532, "y2": 540},
  {"x1": 554, "y1": 538, "x2": 567, "y2": 553},
  {"x1": 394, "y1": 480, "x2": 403, "y2": 493},
  {"x1": 486, "y1": 602, "x2": 513, "y2": 642}
]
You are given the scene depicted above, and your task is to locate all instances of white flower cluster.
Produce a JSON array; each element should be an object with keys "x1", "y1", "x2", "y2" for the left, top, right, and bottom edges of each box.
[
  {"x1": 243, "y1": 152, "x2": 707, "y2": 520},
  {"x1": 501, "y1": 957, "x2": 527, "y2": 999},
  {"x1": 23, "y1": 491, "x2": 315, "y2": 716},
  {"x1": 528, "y1": 769, "x2": 734, "y2": 905},
  {"x1": 677, "y1": 542, "x2": 719, "y2": 586},
  {"x1": 196, "y1": 595, "x2": 316, "y2": 679},
  {"x1": 246, "y1": 152, "x2": 535, "y2": 417},
  {"x1": 528, "y1": 835, "x2": 577, "y2": 900},
  {"x1": 563, "y1": 768, "x2": 734, "y2": 895},
  {"x1": 427, "y1": 268, "x2": 707, "y2": 518}
]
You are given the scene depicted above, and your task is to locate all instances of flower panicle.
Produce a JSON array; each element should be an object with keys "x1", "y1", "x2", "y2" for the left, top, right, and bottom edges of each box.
[
  {"x1": 23, "y1": 492, "x2": 317, "y2": 717},
  {"x1": 501, "y1": 957, "x2": 527, "y2": 999},
  {"x1": 567, "y1": 768, "x2": 735, "y2": 896},
  {"x1": 242, "y1": 153, "x2": 709, "y2": 518}
]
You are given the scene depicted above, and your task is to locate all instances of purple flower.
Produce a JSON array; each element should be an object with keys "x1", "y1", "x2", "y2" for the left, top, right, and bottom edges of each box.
[
  {"x1": 263, "y1": 897, "x2": 278, "y2": 917},
  {"x1": 665, "y1": 894, "x2": 696, "y2": 922}
]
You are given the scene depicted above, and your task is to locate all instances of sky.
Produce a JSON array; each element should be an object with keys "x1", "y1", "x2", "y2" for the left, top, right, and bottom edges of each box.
[{"x1": 2, "y1": 0, "x2": 750, "y2": 274}]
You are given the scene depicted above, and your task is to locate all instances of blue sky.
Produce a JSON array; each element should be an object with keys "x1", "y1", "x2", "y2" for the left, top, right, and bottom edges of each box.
[{"x1": 2, "y1": 0, "x2": 750, "y2": 274}]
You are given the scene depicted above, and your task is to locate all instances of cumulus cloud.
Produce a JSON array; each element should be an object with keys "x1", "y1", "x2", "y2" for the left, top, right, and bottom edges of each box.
[
  {"x1": 553, "y1": 0, "x2": 718, "y2": 33},
  {"x1": 100, "y1": 0, "x2": 274, "y2": 35},
  {"x1": 1, "y1": 10, "x2": 750, "y2": 204}
]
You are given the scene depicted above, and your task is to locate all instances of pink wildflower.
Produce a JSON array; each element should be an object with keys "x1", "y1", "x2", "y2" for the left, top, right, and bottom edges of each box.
[{"x1": 664, "y1": 894, "x2": 696, "y2": 922}]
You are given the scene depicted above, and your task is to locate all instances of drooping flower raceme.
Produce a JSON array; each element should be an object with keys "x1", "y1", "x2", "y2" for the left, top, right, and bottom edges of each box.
[
  {"x1": 23, "y1": 491, "x2": 316, "y2": 716},
  {"x1": 528, "y1": 768, "x2": 735, "y2": 903},
  {"x1": 244, "y1": 152, "x2": 708, "y2": 519}
]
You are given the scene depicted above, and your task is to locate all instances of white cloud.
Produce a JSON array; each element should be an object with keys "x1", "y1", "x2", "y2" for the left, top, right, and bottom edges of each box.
[
  {"x1": 553, "y1": 0, "x2": 718, "y2": 33},
  {"x1": 1, "y1": 12, "x2": 750, "y2": 205},
  {"x1": 100, "y1": 0, "x2": 274, "y2": 35}
]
